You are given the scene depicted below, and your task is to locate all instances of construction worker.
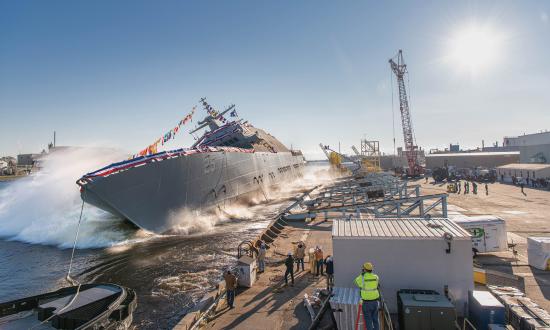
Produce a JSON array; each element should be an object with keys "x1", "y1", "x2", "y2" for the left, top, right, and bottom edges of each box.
[
  {"x1": 308, "y1": 247, "x2": 316, "y2": 273},
  {"x1": 284, "y1": 252, "x2": 295, "y2": 286},
  {"x1": 314, "y1": 246, "x2": 324, "y2": 276},
  {"x1": 354, "y1": 262, "x2": 380, "y2": 330},
  {"x1": 294, "y1": 242, "x2": 306, "y2": 272},
  {"x1": 257, "y1": 242, "x2": 266, "y2": 273},
  {"x1": 224, "y1": 270, "x2": 238, "y2": 309},
  {"x1": 324, "y1": 255, "x2": 334, "y2": 291}
]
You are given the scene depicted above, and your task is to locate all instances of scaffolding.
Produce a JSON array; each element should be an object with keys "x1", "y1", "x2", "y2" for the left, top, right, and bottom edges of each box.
[
  {"x1": 283, "y1": 172, "x2": 448, "y2": 221},
  {"x1": 360, "y1": 139, "x2": 381, "y2": 172}
]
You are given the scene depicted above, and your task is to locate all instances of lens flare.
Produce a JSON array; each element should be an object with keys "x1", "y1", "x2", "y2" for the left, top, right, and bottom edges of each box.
[{"x1": 446, "y1": 23, "x2": 505, "y2": 75}]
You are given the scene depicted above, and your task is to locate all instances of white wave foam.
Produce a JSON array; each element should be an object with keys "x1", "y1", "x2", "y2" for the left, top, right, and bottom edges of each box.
[
  {"x1": 166, "y1": 202, "x2": 256, "y2": 235},
  {"x1": 0, "y1": 147, "x2": 149, "y2": 249},
  {"x1": 166, "y1": 164, "x2": 336, "y2": 235}
]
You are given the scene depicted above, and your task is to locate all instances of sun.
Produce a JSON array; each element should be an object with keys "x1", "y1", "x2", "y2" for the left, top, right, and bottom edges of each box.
[{"x1": 446, "y1": 23, "x2": 503, "y2": 74}]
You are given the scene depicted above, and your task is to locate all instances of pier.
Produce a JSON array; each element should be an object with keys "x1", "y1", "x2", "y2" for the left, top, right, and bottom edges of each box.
[{"x1": 174, "y1": 171, "x2": 550, "y2": 329}]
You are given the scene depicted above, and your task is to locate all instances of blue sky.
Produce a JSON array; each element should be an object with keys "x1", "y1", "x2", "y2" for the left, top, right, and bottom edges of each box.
[{"x1": 1, "y1": 1, "x2": 549, "y2": 159}]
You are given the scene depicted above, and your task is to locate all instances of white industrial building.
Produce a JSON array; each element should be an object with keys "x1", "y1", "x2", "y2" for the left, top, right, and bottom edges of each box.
[
  {"x1": 496, "y1": 163, "x2": 550, "y2": 181},
  {"x1": 504, "y1": 131, "x2": 550, "y2": 164},
  {"x1": 425, "y1": 151, "x2": 519, "y2": 170},
  {"x1": 332, "y1": 218, "x2": 473, "y2": 316}
]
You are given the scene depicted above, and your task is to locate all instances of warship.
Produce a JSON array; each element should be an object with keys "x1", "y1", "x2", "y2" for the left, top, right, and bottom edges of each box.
[{"x1": 77, "y1": 99, "x2": 306, "y2": 233}]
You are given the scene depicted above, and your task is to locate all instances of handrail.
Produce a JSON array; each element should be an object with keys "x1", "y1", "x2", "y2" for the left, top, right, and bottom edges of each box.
[
  {"x1": 189, "y1": 289, "x2": 227, "y2": 330},
  {"x1": 381, "y1": 299, "x2": 393, "y2": 330},
  {"x1": 378, "y1": 290, "x2": 393, "y2": 330},
  {"x1": 237, "y1": 240, "x2": 255, "y2": 259},
  {"x1": 462, "y1": 317, "x2": 477, "y2": 330}
]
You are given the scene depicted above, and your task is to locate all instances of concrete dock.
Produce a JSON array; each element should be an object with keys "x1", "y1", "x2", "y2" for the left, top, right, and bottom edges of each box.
[
  {"x1": 177, "y1": 177, "x2": 550, "y2": 329},
  {"x1": 204, "y1": 219, "x2": 333, "y2": 330}
]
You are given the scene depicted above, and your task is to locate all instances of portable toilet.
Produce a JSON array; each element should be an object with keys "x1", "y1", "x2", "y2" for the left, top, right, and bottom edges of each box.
[{"x1": 452, "y1": 215, "x2": 507, "y2": 253}]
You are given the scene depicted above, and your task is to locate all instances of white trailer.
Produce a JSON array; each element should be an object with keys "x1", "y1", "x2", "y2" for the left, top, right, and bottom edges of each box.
[
  {"x1": 452, "y1": 215, "x2": 508, "y2": 253},
  {"x1": 332, "y1": 218, "x2": 473, "y2": 316}
]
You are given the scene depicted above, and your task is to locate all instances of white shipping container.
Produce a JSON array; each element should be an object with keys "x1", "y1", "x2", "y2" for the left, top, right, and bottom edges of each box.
[
  {"x1": 527, "y1": 237, "x2": 550, "y2": 270},
  {"x1": 452, "y1": 216, "x2": 508, "y2": 253},
  {"x1": 332, "y1": 218, "x2": 474, "y2": 316}
]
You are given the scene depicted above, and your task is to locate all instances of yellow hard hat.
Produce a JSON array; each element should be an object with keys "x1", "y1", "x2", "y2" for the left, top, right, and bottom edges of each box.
[{"x1": 363, "y1": 262, "x2": 373, "y2": 271}]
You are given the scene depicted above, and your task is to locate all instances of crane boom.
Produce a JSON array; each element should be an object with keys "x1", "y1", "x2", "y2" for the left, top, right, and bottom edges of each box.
[{"x1": 389, "y1": 50, "x2": 422, "y2": 176}]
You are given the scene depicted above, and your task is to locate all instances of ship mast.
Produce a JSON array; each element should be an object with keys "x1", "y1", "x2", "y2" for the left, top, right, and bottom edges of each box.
[{"x1": 190, "y1": 98, "x2": 235, "y2": 134}]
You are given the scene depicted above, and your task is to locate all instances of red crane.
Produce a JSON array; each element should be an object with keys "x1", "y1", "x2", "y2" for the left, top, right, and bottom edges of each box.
[{"x1": 389, "y1": 50, "x2": 423, "y2": 177}]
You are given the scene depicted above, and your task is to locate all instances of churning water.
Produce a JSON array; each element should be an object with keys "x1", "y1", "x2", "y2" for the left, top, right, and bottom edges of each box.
[{"x1": 0, "y1": 150, "x2": 333, "y2": 328}]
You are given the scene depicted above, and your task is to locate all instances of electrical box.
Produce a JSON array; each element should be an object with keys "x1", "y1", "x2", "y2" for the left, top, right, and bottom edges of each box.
[
  {"x1": 235, "y1": 255, "x2": 256, "y2": 287},
  {"x1": 397, "y1": 289, "x2": 456, "y2": 330},
  {"x1": 469, "y1": 290, "x2": 505, "y2": 329}
]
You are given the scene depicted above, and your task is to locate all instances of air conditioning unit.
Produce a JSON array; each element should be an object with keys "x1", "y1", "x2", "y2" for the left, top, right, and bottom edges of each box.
[{"x1": 397, "y1": 289, "x2": 456, "y2": 330}]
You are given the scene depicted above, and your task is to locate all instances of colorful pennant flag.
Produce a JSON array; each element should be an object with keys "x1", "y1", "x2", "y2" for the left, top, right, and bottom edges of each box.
[{"x1": 134, "y1": 107, "x2": 196, "y2": 158}]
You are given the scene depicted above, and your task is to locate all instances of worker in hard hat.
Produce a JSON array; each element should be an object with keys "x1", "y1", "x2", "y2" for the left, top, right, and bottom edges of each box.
[
  {"x1": 354, "y1": 262, "x2": 380, "y2": 330},
  {"x1": 284, "y1": 252, "x2": 295, "y2": 286}
]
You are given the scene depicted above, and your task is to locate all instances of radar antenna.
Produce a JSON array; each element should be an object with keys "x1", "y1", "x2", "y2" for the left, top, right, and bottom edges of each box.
[{"x1": 190, "y1": 98, "x2": 235, "y2": 134}]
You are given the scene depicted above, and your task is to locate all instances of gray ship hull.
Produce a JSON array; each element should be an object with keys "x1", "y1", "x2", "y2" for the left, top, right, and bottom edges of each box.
[{"x1": 80, "y1": 150, "x2": 305, "y2": 233}]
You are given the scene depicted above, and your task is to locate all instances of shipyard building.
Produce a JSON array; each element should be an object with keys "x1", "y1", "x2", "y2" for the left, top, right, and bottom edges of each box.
[
  {"x1": 496, "y1": 163, "x2": 550, "y2": 182},
  {"x1": 504, "y1": 131, "x2": 550, "y2": 164},
  {"x1": 425, "y1": 151, "x2": 520, "y2": 170}
]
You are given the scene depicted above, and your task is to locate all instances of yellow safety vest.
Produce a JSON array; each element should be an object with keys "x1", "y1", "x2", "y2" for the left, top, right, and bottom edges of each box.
[{"x1": 354, "y1": 272, "x2": 380, "y2": 301}]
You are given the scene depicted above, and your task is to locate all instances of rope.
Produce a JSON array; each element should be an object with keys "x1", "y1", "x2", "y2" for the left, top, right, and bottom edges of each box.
[
  {"x1": 30, "y1": 196, "x2": 87, "y2": 329},
  {"x1": 67, "y1": 197, "x2": 86, "y2": 284}
]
